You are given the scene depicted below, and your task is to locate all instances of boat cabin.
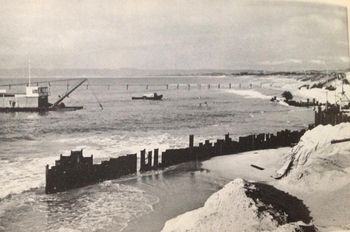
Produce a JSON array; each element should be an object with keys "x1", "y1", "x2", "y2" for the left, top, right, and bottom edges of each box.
[{"x1": 0, "y1": 86, "x2": 49, "y2": 109}]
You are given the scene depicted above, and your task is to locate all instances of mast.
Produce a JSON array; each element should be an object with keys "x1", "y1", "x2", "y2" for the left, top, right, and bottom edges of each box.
[
  {"x1": 346, "y1": 7, "x2": 350, "y2": 65},
  {"x1": 28, "y1": 59, "x2": 31, "y2": 87}
]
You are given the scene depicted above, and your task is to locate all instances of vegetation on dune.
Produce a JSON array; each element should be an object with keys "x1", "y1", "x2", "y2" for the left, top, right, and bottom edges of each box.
[{"x1": 281, "y1": 91, "x2": 293, "y2": 101}]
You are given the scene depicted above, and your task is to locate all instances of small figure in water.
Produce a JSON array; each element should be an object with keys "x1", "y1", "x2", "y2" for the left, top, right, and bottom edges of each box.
[{"x1": 199, "y1": 101, "x2": 208, "y2": 108}]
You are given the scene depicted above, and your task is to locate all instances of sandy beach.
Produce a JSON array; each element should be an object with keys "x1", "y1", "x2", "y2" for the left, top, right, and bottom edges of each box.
[{"x1": 161, "y1": 72, "x2": 350, "y2": 232}]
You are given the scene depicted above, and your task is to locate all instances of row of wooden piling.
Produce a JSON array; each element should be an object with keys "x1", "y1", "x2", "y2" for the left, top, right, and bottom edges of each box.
[
  {"x1": 314, "y1": 105, "x2": 350, "y2": 126},
  {"x1": 45, "y1": 129, "x2": 305, "y2": 194},
  {"x1": 84, "y1": 83, "x2": 260, "y2": 90},
  {"x1": 45, "y1": 152, "x2": 137, "y2": 194},
  {"x1": 284, "y1": 98, "x2": 320, "y2": 107},
  {"x1": 144, "y1": 130, "x2": 305, "y2": 170}
]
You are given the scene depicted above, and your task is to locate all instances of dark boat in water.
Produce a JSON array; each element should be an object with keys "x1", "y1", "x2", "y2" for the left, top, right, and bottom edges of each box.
[{"x1": 132, "y1": 93, "x2": 163, "y2": 100}]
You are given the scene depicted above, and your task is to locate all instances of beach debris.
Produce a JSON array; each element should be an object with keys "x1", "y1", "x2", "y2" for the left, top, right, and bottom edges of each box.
[{"x1": 250, "y1": 164, "x2": 264, "y2": 170}]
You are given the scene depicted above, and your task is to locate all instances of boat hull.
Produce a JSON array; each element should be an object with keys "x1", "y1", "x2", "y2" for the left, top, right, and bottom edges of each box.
[
  {"x1": 0, "y1": 106, "x2": 83, "y2": 112},
  {"x1": 132, "y1": 95, "x2": 163, "y2": 100}
]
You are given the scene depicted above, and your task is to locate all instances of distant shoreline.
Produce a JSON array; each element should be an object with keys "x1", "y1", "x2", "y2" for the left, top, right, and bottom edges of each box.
[{"x1": 0, "y1": 69, "x2": 349, "y2": 79}]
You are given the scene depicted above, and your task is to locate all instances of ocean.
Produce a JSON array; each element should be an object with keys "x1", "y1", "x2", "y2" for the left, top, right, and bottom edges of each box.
[{"x1": 0, "y1": 75, "x2": 313, "y2": 231}]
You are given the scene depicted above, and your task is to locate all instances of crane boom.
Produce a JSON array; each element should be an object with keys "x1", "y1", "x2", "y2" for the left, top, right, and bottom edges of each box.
[{"x1": 51, "y1": 78, "x2": 87, "y2": 108}]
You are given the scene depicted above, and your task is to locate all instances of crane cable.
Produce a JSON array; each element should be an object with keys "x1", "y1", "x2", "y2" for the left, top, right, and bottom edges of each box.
[{"x1": 88, "y1": 80, "x2": 104, "y2": 110}]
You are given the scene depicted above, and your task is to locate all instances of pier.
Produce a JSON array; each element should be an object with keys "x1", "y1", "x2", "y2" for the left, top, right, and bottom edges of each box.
[{"x1": 0, "y1": 80, "x2": 268, "y2": 92}]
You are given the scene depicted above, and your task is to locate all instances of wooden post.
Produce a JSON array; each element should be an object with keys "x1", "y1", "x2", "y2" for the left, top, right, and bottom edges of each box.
[
  {"x1": 189, "y1": 135, "x2": 194, "y2": 148},
  {"x1": 126, "y1": 84, "x2": 129, "y2": 90},
  {"x1": 218, "y1": 84, "x2": 220, "y2": 89},
  {"x1": 177, "y1": 84, "x2": 179, "y2": 89},
  {"x1": 219, "y1": 140, "x2": 223, "y2": 155},
  {"x1": 154, "y1": 148, "x2": 159, "y2": 167},
  {"x1": 208, "y1": 84, "x2": 210, "y2": 89},
  {"x1": 147, "y1": 151, "x2": 152, "y2": 170},
  {"x1": 229, "y1": 83, "x2": 231, "y2": 89},
  {"x1": 146, "y1": 85, "x2": 148, "y2": 90},
  {"x1": 140, "y1": 149, "x2": 146, "y2": 171},
  {"x1": 225, "y1": 133, "x2": 230, "y2": 143},
  {"x1": 45, "y1": 164, "x2": 50, "y2": 194},
  {"x1": 166, "y1": 84, "x2": 168, "y2": 90}
]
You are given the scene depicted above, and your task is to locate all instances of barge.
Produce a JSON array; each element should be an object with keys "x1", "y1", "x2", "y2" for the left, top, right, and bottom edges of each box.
[{"x1": 0, "y1": 78, "x2": 87, "y2": 112}]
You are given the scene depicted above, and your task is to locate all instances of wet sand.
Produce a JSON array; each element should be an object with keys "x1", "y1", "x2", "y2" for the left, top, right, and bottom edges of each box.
[
  {"x1": 121, "y1": 162, "x2": 228, "y2": 232},
  {"x1": 122, "y1": 150, "x2": 315, "y2": 232}
]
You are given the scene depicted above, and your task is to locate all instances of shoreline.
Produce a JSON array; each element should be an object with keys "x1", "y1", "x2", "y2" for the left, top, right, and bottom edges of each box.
[
  {"x1": 160, "y1": 123, "x2": 350, "y2": 231},
  {"x1": 159, "y1": 73, "x2": 350, "y2": 231},
  {"x1": 2, "y1": 72, "x2": 350, "y2": 231}
]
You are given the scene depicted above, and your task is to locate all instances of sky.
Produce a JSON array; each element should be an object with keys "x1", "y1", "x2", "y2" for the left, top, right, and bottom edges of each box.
[{"x1": 0, "y1": 0, "x2": 349, "y2": 71}]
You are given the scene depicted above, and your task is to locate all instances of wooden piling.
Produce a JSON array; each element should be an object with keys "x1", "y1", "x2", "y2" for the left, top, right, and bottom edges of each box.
[
  {"x1": 140, "y1": 149, "x2": 146, "y2": 171},
  {"x1": 189, "y1": 135, "x2": 194, "y2": 148},
  {"x1": 154, "y1": 149, "x2": 159, "y2": 167},
  {"x1": 225, "y1": 133, "x2": 230, "y2": 143},
  {"x1": 147, "y1": 151, "x2": 152, "y2": 170}
]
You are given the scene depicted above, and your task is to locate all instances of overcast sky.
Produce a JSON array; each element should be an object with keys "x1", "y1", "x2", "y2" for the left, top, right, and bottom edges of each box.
[{"x1": 0, "y1": 0, "x2": 349, "y2": 70}]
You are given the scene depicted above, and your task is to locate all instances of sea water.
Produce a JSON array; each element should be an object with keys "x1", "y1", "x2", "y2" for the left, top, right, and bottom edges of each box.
[{"x1": 0, "y1": 76, "x2": 313, "y2": 231}]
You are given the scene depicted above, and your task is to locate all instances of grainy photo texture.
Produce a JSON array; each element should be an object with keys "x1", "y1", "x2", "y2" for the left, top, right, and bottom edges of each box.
[{"x1": 0, "y1": 0, "x2": 349, "y2": 231}]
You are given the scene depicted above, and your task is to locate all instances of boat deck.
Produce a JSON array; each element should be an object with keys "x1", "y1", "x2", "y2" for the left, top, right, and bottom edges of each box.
[{"x1": 0, "y1": 106, "x2": 83, "y2": 112}]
